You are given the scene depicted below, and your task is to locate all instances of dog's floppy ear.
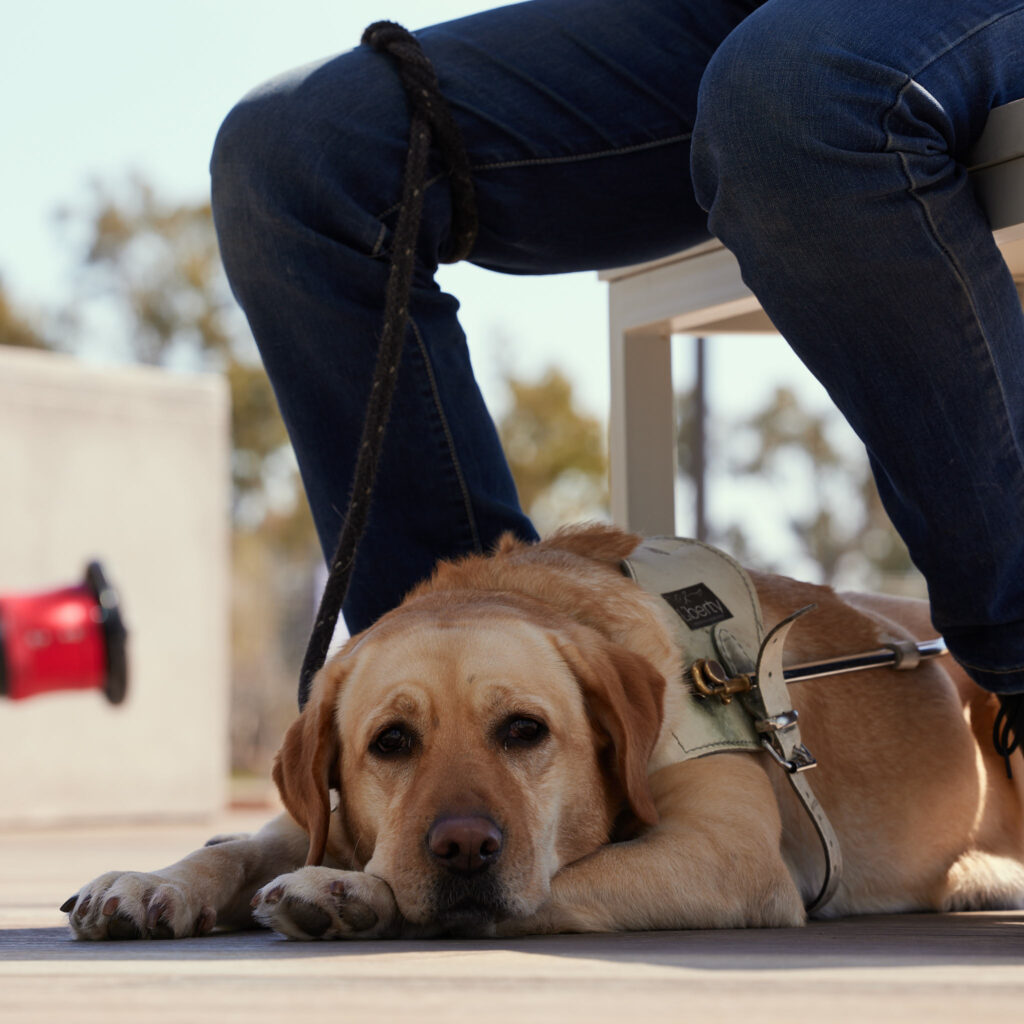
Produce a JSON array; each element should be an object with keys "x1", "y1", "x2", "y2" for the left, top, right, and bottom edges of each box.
[
  {"x1": 272, "y1": 659, "x2": 347, "y2": 867},
  {"x1": 555, "y1": 631, "x2": 665, "y2": 827}
]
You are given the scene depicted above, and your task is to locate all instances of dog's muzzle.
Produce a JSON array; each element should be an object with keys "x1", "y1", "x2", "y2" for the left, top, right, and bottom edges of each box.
[{"x1": 425, "y1": 814, "x2": 511, "y2": 932}]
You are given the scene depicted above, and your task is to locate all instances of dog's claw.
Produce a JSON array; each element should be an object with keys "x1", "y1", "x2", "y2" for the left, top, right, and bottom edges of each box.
[
  {"x1": 60, "y1": 896, "x2": 78, "y2": 913},
  {"x1": 262, "y1": 885, "x2": 284, "y2": 907},
  {"x1": 145, "y1": 898, "x2": 167, "y2": 930},
  {"x1": 328, "y1": 879, "x2": 379, "y2": 931},
  {"x1": 102, "y1": 896, "x2": 120, "y2": 917},
  {"x1": 145, "y1": 899, "x2": 176, "y2": 939}
]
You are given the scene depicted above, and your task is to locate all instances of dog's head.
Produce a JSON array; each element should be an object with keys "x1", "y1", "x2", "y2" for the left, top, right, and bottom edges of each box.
[{"x1": 273, "y1": 583, "x2": 664, "y2": 935}]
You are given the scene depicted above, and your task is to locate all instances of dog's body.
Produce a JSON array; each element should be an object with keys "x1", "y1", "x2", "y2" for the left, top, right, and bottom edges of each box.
[{"x1": 65, "y1": 525, "x2": 1024, "y2": 940}]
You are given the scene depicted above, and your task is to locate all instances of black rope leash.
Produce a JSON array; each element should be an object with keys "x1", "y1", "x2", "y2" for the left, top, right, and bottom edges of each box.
[
  {"x1": 297, "y1": 21, "x2": 478, "y2": 709},
  {"x1": 994, "y1": 692, "x2": 1024, "y2": 777}
]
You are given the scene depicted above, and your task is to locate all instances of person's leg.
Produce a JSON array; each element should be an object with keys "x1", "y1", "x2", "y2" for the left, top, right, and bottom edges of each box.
[
  {"x1": 692, "y1": 0, "x2": 1024, "y2": 694},
  {"x1": 211, "y1": 0, "x2": 761, "y2": 634}
]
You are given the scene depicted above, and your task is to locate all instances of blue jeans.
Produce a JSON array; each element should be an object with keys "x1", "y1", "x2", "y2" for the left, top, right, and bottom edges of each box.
[{"x1": 210, "y1": 0, "x2": 1024, "y2": 695}]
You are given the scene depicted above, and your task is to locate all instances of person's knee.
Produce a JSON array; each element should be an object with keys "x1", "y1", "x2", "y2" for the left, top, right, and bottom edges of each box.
[
  {"x1": 209, "y1": 76, "x2": 317, "y2": 278},
  {"x1": 692, "y1": 26, "x2": 825, "y2": 217},
  {"x1": 691, "y1": 12, "x2": 905, "y2": 227},
  {"x1": 210, "y1": 65, "x2": 339, "y2": 230},
  {"x1": 210, "y1": 52, "x2": 405, "y2": 266}
]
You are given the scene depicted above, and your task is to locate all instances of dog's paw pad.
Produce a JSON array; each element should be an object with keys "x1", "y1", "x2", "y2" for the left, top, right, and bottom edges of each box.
[
  {"x1": 252, "y1": 867, "x2": 397, "y2": 940},
  {"x1": 106, "y1": 912, "x2": 143, "y2": 941},
  {"x1": 281, "y1": 897, "x2": 333, "y2": 937}
]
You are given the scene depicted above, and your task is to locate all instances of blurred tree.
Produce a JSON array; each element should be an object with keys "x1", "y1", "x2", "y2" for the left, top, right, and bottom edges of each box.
[
  {"x1": 54, "y1": 175, "x2": 321, "y2": 777},
  {"x1": 724, "y1": 385, "x2": 920, "y2": 592},
  {"x1": 57, "y1": 175, "x2": 298, "y2": 522},
  {"x1": 60, "y1": 176, "x2": 230, "y2": 364},
  {"x1": 230, "y1": 525, "x2": 315, "y2": 776},
  {"x1": 0, "y1": 279, "x2": 52, "y2": 350},
  {"x1": 497, "y1": 366, "x2": 609, "y2": 533}
]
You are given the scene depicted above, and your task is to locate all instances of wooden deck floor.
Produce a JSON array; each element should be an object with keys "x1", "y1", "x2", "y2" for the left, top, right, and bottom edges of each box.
[{"x1": 3, "y1": 811, "x2": 1023, "y2": 1023}]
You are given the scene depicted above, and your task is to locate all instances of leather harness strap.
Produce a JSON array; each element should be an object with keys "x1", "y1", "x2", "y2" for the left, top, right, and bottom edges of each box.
[{"x1": 744, "y1": 606, "x2": 843, "y2": 913}]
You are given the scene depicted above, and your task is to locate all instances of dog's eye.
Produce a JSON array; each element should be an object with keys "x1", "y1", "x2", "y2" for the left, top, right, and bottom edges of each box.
[
  {"x1": 501, "y1": 716, "x2": 548, "y2": 749},
  {"x1": 372, "y1": 726, "x2": 413, "y2": 756}
]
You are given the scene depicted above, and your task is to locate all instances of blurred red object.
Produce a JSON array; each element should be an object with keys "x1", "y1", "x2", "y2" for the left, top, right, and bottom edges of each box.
[{"x1": 0, "y1": 563, "x2": 127, "y2": 703}]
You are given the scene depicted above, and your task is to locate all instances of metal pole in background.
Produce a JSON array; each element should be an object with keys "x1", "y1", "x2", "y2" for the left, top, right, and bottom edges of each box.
[{"x1": 694, "y1": 336, "x2": 708, "y2": 542}]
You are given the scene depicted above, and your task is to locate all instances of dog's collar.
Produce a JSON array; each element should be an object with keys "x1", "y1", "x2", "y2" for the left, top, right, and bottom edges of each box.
[{"x1": 621, "y1": 537, "x2": 842, "y2": 914}]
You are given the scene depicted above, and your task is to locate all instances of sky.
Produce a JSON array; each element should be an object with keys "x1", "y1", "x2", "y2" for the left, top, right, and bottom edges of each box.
[{"x1": 1, "y1": 0, "x2": 859, "y2": 576}]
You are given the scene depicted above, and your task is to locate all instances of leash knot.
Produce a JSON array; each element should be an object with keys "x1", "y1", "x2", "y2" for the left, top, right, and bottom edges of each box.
[{"x1": 362, "y1": 20, "x2": 478, "y2": 263}]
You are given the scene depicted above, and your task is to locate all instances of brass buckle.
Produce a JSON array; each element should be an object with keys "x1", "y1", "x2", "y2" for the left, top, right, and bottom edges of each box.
[{"x1": 690, "y1": 658, "x2": 753, "y2": 704}]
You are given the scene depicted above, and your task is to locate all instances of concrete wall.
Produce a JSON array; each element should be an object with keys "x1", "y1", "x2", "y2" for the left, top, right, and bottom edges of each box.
[{"x1": 0, "y1": 347, "x2": 230, "y2": 825}]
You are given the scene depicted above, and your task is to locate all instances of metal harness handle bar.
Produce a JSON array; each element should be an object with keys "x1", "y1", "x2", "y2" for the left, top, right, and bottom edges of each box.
[{"x1": 691, "y1": 636, "x2": 948, "y2": 703}]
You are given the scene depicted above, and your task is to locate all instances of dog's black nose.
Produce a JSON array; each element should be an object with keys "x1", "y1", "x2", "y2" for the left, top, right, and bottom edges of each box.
[{"x1": 427, "y1": 816, "x2": 503, "y2": 874}]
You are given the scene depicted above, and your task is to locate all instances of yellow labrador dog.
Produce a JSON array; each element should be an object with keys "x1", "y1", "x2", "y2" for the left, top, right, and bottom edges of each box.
[{"x1": 64, "y1": 525, "x2": 1024, "y2": 940}]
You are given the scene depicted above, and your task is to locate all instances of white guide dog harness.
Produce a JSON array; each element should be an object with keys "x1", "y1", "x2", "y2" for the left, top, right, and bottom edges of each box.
[{"x1": 621, "y1": 537, "x2": 842, "y2": 914}]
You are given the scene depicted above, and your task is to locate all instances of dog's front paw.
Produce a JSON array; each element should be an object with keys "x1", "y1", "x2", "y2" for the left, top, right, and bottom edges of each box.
[
  {"x1": 62, "y1": 871, "x2": 216, "y2": 941},
  {"x1": 251, "y1": 867, "x2": 399, "y2": 940}
]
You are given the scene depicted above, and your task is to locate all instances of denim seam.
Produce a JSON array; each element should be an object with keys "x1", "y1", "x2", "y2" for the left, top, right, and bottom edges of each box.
[
  {"x1": 884, "y1": 82, "x2": 1024, "y2": 513},
  {"x1": 902, "y1": 3, "x2": 1024, "y2": 82},
  {"x1": 954, "y1": 658, "x2": 1024, "y2": 675},
  {"x1": 408, "y1": 315, "x2": 484, "y2": 554},
  {"x1": 373, "y1": 130, "x2": 693, "y2": 222},
  {"x1": 471, "y1": 131, "x2": 693, "y2": 172},
  {"x1": 886, "y1": 81, "x2": 973, "y2": 295}
]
